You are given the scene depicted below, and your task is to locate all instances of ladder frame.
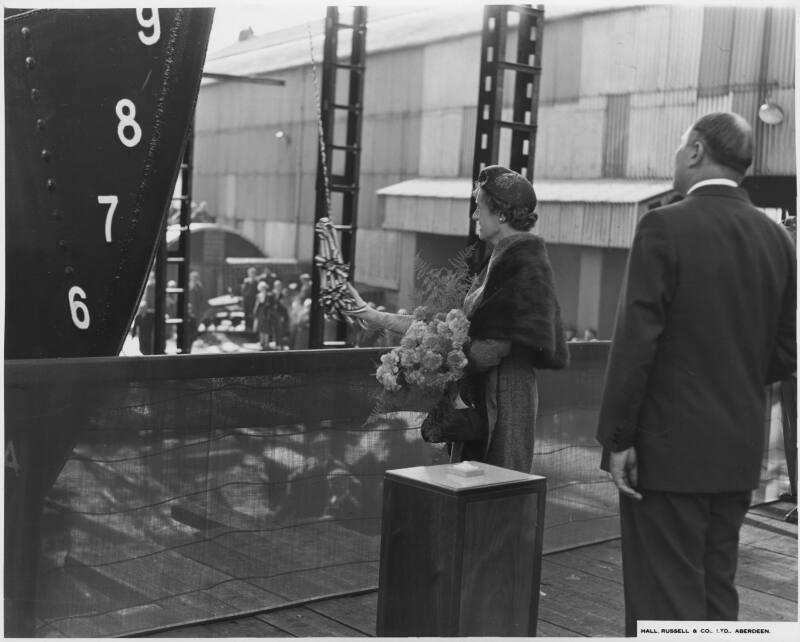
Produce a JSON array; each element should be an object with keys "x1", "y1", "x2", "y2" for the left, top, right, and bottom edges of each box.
[
  {"x1": 309, "y1": 5, "x2": 368, "y2": 348},
  {"x1": 172, "y1": 132, "x2": 195, "y2": 353},
  {"x1": 468, "y1": 4, "x2": 545, "y2": 260},
  {"x1": 153, "y1": 129, "x2": 194, "y2": 354}
]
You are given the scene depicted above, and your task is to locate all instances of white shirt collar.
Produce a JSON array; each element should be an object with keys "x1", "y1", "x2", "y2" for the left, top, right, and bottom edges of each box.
[{"x1": 687, "y1": 178, "x2": 739, "y2": 195}]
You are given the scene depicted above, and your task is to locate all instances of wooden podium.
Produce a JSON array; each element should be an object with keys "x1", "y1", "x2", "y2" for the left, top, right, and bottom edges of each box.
[{"x1": 376, "y1": 462, "x2": 546, "y2": 636}]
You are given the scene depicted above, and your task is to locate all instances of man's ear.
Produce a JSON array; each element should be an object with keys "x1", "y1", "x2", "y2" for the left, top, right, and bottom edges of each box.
[{"x1": 687, "y1": 139, "x2": 705, "y2": 167}]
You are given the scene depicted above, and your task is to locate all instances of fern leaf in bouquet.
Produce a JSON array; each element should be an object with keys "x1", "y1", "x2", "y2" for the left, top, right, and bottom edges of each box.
[{"x1": 412, "y1": 244, "x2": 476, "y2": 316}]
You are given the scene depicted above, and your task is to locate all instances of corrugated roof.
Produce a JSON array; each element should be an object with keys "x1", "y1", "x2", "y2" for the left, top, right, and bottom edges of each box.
[
  {"x1": 205, "y1": 4, "x2": 635, "y2": 78},
  {"x1": 376, "y1": 177, "x2": 674, "y2": 204},
  {"x1": 205, "y1": 6, "x2": 484, "y2": 77}
]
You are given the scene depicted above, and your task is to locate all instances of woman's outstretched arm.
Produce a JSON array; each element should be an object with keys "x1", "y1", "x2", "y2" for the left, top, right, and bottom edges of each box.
[{"x1": 344, "y1": 284, "x2": 414, "y2": 335}]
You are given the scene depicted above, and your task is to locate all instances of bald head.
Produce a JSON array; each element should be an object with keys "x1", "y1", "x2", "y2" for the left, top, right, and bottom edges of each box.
[{"x1": 690, "y1": 112, "x2": 754, "y2": 174}]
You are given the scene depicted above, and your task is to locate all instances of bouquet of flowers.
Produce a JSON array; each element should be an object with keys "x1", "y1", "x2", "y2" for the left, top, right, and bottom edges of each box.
[
  {"x1": 375, "y1": 306, "x2": 470, "y2": 394},
  {"x1": 374, "y1": 245, "x2": 476, "y2": 396}
]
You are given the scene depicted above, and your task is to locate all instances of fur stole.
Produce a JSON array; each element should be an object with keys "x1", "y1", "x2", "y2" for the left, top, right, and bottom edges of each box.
[{"x1": 469, "y1": 234, "x2": 569, "y2": 370}]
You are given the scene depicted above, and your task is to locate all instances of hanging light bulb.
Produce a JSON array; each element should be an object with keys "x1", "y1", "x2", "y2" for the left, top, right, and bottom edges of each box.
[{"x1": 758, "y1": 100, "x2": 784, "y2": 126}]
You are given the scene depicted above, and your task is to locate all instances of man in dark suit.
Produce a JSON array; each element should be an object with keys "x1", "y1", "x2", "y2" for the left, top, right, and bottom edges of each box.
[{"x1": 596, "y1": 112, "x2": 796, "y2": 635}]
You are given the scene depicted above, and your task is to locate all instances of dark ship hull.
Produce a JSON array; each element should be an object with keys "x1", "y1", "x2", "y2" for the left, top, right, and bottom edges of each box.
[
  {"x1": 4, "y1": 8, "x2": 214, "y2": 635},
  {"x1": 5, "y1": 7, "x2": 214, "y2": 359}
]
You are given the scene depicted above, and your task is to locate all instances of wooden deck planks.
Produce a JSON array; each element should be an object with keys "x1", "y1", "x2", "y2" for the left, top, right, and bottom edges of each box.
[
  {"x1": 740, "y1": 523, "x2": 798, "y2": 558},
  {"x1": 537, "y1": 562, "x2": 625, "y2": 637},
  {"x1": 257, "y1": 606, "x2": 368, "y2": 637},
  {"x1": 251, "y1": 564, "x2": 374, "y2": 603},
  {"x1": 144, "y1": 615, "x2": 290, "y2": 637},
  {"x1": 173, "y1": 519, "x2": 380, "y2": 606},
  {"x1": 132, "y1": 502, "x2": 800, "y2": 638},
  {"x1": 197, "y1": 577, "x2": 288, "y2": 613},
  {"x1": 737, "y1": 585, "x2": 798, "y2": 622},
  {"x1": 549, "y1": 541, "x2": 624, "y2": 584},
  {"x1": 535, "y1": 618, "x2": 585, "y2": 637},
  {"x1": 306, "y1": 592, "x2": 378, "y2": 635},
  {"x1": 737, "y1": 546, "x2": 798, "y2": 600},
  {"x1": 541, "y1": 557, "x2": 625, "y2": 612}
]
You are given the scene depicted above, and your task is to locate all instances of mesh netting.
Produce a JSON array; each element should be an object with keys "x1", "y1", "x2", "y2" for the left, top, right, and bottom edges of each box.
[{"x1": 5, "y1": 344, "x2": 789, "y2": 637}]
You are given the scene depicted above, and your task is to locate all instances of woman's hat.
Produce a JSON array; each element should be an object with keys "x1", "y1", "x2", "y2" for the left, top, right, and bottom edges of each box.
[{"x1": 477, "y1": 165, "x2": 537, "y2": 211}]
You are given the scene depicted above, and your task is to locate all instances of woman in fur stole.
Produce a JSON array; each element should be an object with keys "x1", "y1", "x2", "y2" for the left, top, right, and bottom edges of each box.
[{"x1": 346, "y1": 165, "x2": 568, "y2": 473}]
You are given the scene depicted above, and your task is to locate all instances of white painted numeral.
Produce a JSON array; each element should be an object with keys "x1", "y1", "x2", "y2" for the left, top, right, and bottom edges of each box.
[
  {"x1": 116, "y1": 99, "x2": 142, "y2": 148},
  {"x1": 98, "y1": 195, "x2": 118, "y2": 243},
  {"x1": 68, "y1": 286, "x2": 91, "y2": 330},
  {"x1": 137, "y1": 9, "x2": 161, "y2": 46}
]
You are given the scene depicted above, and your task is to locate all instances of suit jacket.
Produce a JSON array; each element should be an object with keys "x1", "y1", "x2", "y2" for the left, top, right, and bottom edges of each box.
[{"x1": 596, "y1": 185, "x2": 796, "y2": 492}]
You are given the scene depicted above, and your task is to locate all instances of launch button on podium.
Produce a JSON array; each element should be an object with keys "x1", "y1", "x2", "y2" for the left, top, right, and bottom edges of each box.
[{"x1": 376, "y1": 461, "x2": 546, "y2": 637}]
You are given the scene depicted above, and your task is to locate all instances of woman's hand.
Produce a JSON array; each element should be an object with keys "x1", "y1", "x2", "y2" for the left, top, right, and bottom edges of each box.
[{"x1": 343, "y1": 283, "x2": 369, "y2": 315}]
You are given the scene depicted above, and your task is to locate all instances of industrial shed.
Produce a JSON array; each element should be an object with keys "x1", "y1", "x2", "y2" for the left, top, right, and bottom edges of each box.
[{"x1": 193, "y1": 3, "x2": 795, "y2": 338}]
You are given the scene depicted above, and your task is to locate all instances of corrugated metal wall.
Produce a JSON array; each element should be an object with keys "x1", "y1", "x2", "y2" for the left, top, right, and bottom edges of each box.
[
  {"x1": 696, "y1": 92, "x2": 735, "y2": 116},
  {"x1": 193, "y1": 45, "x2": 427, "y2": 263},
  {"x1": 535, "y1": 201, "x2": 642, "y2": 249},
  {"x1": 534, "y1": 4, "x2": 794, "y2": 181},
  {"x1": 419, "y1": 109, "x2": 468, "y2": 177},
  {"x1": 631, "y1": 5, "x2": 671, "y2": 93},
  {"x1": 603, "y1": 94, "x2": 630, "y2": 177},
  {"x1": 421, "y1": 34, "x2": 482, "y2": 110},
  {"x1": 191, "y1": 4, "x2": 795, "y2": 290},
  {"x1": 697, "y1": 7, "x2": 735, "y2": 97},
  {"x1": 767, "y1": 7, "x2": 796, "y2": 86},
  {"x1": 382, "y1": 194, "x2": 469, "y2": 237},
  {"x1": 363, "y1": 48, "x2": 425, "y2": 115},
  {"x1": 626, "y1": 90, "x2": 696, "y2": 179},
  {"x1": 580, "y1": 9, "x2": 642, "y2": 97},
  {"x1": 459, "y1": 105, "x2": 477, "y2": 176},
  {"x1": 729, "y1": 7, "x2": 766, "y2": 86},
  {"x1": 663, "y1": 6, "x2": 706, "y2": 91},
  {"x1": 535, "y1": 97, "x2": 606, "y2": 179},
  {"x1": 353, "y1": 228, "x2": 403, "y2": 288},
  {"x1": 539, "y1": 17, "x2": 582, "y2": 104}
]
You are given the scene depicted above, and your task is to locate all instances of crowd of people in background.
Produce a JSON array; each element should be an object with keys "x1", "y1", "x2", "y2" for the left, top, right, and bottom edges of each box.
[
  {"x1": 240, "y1": 269, "x2": 601, "y2": 350},
  {"x1": 240, "y1": 267, "x2": 312, "y2": 350},
  {"x1": 563, "y1": 326, "x2": 598, "y2": 342},
  {"x1": 240, "y1": 266, "x2": 425, "y2": 350},
  {"x1": 131, "y1": 262, "x2": 605, "y2": 356}
]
